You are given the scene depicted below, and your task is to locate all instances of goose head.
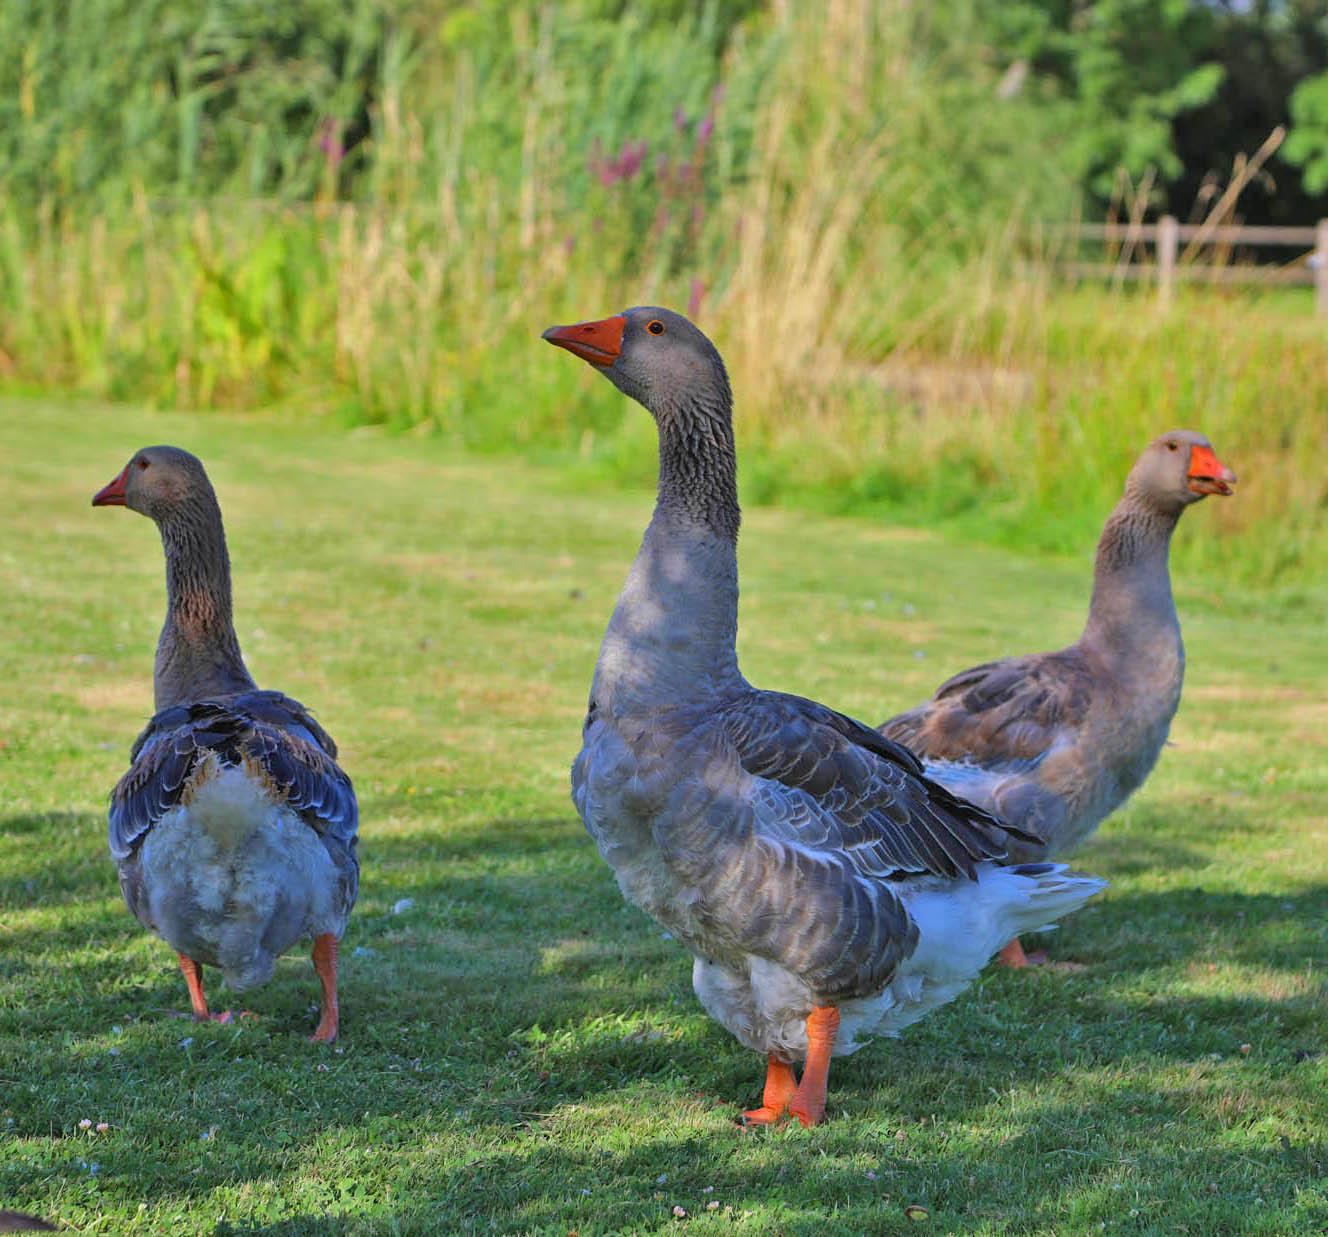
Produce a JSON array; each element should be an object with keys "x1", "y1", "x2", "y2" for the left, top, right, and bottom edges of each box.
[
  {"x1": 92, "y1": 445, "x2": 214, "y2": 521},
  {"x1": 1129, "y1": 430, "x2": 1237, "y2": 512},
  {"x1": 542, "y1": 306, "x2": 730, "y2": 420}
]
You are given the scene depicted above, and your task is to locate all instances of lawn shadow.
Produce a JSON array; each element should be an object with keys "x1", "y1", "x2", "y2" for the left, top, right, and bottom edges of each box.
[
  {"x1": 202, "y1": 1080, "x2": 1328, "y2": 1233},
  {"x1": 2, "y1": 810, "x2": 1326, "y2": 1232},
  {"x1": 1073, "y1": 884, "x2": 1328, "y2": 975}
]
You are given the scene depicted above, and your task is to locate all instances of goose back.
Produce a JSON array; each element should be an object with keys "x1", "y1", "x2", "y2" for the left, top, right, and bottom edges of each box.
[{"x1": 111, "y1": 689, "x2": 359, "y2": 951}]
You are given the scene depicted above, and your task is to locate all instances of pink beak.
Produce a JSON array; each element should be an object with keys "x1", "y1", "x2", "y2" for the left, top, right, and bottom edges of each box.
[{"x1": 92, "y1": 465, "x2": 130, "y2": 507}]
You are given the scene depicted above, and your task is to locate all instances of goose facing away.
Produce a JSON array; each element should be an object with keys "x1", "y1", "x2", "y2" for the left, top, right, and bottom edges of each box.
[
  {"x1": 543, "y1": 308, "x2": 1106, "y2": 1126},
  {"x1": 879, "y1": 430, "x2": 1235, "y2": 967},
  {"x1": 92, "y1": 447, "x2": 358, "y2": 1040}
]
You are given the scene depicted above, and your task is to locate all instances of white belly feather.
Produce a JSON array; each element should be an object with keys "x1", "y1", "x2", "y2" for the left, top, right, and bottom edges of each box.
[
  {"x1": 138, "y1": 759, "x2": 345, "y2": 989},
  {"x1": 694, "y1": 862, "x2": 1106, "y2": 1061}
]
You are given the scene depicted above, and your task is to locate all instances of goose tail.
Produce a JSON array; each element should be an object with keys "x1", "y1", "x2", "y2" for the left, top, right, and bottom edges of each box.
[
  {"x1": 995, "y1": 862, "x2": 1109, "y2": 942},
  {"x1": 901, "y1": 862, "x2": 1107, "y2": 980}
]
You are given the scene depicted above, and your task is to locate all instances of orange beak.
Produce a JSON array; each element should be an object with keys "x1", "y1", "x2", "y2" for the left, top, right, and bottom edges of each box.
[
  {"x1": 1186, "y1": 444, "x2": 1237, "y2": 497},
  {"x1": 92, "y1": 465, "x2": 130, "y2": 507},
  {"x1": 541, "y1": 315, "x2": 626, "y2": 368}
]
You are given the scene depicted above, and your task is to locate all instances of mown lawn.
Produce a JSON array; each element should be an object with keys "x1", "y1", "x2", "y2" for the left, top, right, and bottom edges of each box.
[{"x1": 1, "y1": 400, "x2": 1325, "y2": 1234}]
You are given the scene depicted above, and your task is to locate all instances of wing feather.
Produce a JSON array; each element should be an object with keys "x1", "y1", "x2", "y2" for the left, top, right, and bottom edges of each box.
[
  {"x1": 879, "y1": 649, "x2": 1094, "y2": 768},
  {"x1": 108, "y1": 690, "x2": 358, "y2": 862},
  {"x1": 719, "y1": 690, "x2": 1033, "y2": 881}
]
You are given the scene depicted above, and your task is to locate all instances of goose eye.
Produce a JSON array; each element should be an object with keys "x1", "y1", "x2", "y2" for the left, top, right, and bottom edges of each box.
[
  {"x1": 646, "y1": 320, "x2": 665, "y2": 335},
  {"x1": 1165, "y1": 442, "x2": 1178, "y2": 452},
  {"x1": 137, "y1": 458, "x2": 150, "y2": 469}
]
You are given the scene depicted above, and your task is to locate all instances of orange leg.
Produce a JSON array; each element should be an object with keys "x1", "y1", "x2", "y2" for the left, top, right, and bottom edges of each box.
[
  {"x1": 788, "y1": 1005, "x2": 840, "y2": 1128},
  {"x1": 996, "y1": 938, "x2": 1048, "y2": 969},
  {"x1": 176, "y1": 954, "x2": 250, "y2": 1024},
  {"x1": 177, "y1": 953, "x2": 212, "y2": 1020},
  {"x1": 742, "y1": 1053, "x2": 799, "y2": 1125},
  {"x1": 309, "y1": 933, "x2": 340, "y2": 1043}
]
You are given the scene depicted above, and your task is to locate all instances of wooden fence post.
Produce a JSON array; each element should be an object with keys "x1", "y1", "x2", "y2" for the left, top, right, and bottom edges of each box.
[
  {"x1": 1157, "y1": 215, "x2": 1178, "y2": 308},
  {"x1": 1316, "y1": 220, "x2": 1328, "y2": 317}
]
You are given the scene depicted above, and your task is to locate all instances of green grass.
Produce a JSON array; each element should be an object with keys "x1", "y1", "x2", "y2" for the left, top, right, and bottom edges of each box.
[{"x1": 1, "y1": 398, "x2": 1326, "y2": 1234}]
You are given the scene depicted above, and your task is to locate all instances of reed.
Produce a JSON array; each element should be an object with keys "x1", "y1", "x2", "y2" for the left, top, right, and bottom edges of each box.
[{"x1": 0, "y1": 0, "x2": 1323, "y2": 585}]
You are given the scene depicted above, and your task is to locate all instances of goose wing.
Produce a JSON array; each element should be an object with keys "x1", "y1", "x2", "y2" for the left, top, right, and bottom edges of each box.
[
  {"x1": 722, "y1": 690, "x2": 1031, "y2": 879},
  {"x1": 879, "y1": 650, "x2": 1093, "y2": 769},
  {"x1": 651, "y1": 690, "x2": 1036, "y2": 1000},
  {"x1": 109, "y1": 689, "x2": 358, "y2": 862}
]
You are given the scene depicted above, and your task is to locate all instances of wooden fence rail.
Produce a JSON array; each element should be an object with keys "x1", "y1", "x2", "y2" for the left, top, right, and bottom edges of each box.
[{"x1": 1064, "y1": 215, "x2": 1328, "y2": 314}]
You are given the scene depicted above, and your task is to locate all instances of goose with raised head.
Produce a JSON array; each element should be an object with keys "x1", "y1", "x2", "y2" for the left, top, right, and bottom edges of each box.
[
  {"x1": 543, "y1": 307, "x2": 1106, "y2": 1126},
  {"x1": 879, "y1": 430, "x2": 1236, "y2": 966},
  {"x1": 92, "y1": 447, "x2": 358, "y2": 1040}
]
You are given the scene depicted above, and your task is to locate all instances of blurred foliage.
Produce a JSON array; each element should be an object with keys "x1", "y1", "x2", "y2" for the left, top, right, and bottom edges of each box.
[
  {"x1": 1286, "y1": 69, "x2": 1328, "y2": 193},
  {"x1": 0, "y1": 0, "x2": 761, "y2": 205},
  {"x1": 3, "y1": 0, "x2": 1327, "y2": 215},
  {"x1": 1175, "y1": 0, "x2": 1328, "y2": 225},
  {"x1": 0, "y1": 0, "x2": 388, "y2": 200},
  {"x1": 0, "y1": 1, "x2": 1325, "y2": 582},
  {"x1": 990, "y1": 0, "x2": 1225, "y2": 198},
  {"x1": 986, "y1": 1, "x2": 1328, "y2": 219}
]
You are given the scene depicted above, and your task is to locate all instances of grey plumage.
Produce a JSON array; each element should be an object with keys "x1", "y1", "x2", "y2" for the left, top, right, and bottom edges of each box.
[
  {"x1": 112, "y1": 689, "x2": 359, "y2": 941},
  {"x1": 880, "y1": 429, "x2": 1236, "y2": 862},
  {"x1": 94, "y1": 445, "x2": 358, "y2": 1031},
  {"x1": 550, "y1": 307, "x2": 1106, "y2": 1121}
]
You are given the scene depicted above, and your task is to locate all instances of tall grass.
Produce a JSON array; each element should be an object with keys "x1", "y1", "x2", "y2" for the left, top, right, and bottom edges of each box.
[{"x1": 1, "y1": 0, "x2": 1325, "y2": 587}]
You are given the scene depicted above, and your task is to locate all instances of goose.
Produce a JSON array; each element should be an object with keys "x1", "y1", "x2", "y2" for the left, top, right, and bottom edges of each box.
[
  {"x1": 543, "y1": 307, "x2": 1106, "y2": 1126},
  {"x1": 0, "y1": 1212, "x2": 58, "y2": 1232},
  {"x1": 879, "y1": 430, "x2": 1236, "y2": 966},
  {"x1": 92, "y1": 447, "x2": 358, "y2": 1040}
]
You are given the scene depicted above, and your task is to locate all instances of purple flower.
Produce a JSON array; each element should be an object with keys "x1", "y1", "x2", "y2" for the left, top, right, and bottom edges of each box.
[
  {"x1": 589, "y1": 138, "x2": 620, "y2": 186},
  {"x1": 697, "y1": 112, "x2": 715, "y2": 145},
  {"x1": 590, "y1": 137, "x2": 648, "y2": 186},
  {"x1": 687, "y1": 278, "x2": 705, "y2": 318},
  {"x1": 618, "y1": 139, "x2": 647, "y2": 181},
  {"x1": 318, "y1": 119, "x2": 344, "y2": 166},
  {"x1": 674, "y1": 106, "x2": 688, "y2": 132}
]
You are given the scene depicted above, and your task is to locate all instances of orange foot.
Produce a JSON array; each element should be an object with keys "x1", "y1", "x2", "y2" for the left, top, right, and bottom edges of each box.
[
  {"x1": 309, "y1": 934, "x2": 340, "y2": 1043},
  {"x1": 206, "y1": 1010, "x2": 258, "y2": 1025},
  {"x1": 787, "y1": 1006, "x2": 840, "y2": 1129},
  {"x1": 176, "y1": 955, "x2": 260, "y2": 1024},
  {"x1": 996, "y1": 938, "x2": 1049, "y2": 969},
  {"x1": 742, "y1": 1054, "x2": 798, "y2": 1126}
]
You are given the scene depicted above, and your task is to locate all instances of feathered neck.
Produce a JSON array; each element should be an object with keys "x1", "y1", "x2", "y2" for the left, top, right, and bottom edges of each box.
[
  {"x1": 153, "y1": 489, "x2": 255, "y2": 710},
  {"x1": 652, "y1": 367, "x2": 742, "y2": 542},
  {"x1": 1081, "y1": 481, "x2": 1183, "y2": 657},
  {"x1": 593, "y1": 380, "x2": 744, "y2": 717}
]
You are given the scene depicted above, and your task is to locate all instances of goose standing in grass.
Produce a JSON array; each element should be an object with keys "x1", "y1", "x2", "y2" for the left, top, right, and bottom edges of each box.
[
  {"x1": 92, "y1": 447, "x2": 358, "y2": 1041},
  {"x1": 879, "y1": 431, "x2": 1236, "y2": 967},
  {"x1": 543, "y1": 307, "x2": 1106, "y2": 1126}
]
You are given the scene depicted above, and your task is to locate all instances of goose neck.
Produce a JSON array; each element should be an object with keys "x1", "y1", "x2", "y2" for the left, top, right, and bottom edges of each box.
[
  {"x1": 1081, "y1": 488, "x2": 1182, "y2": 658},
  {"x1": 154, "y1": 494, "x2": 255, "y2": 710},
  {"x1": 594, "y1": 393, "x2": 744, "y2": 716}
]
